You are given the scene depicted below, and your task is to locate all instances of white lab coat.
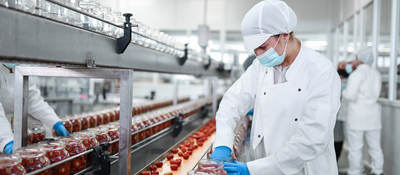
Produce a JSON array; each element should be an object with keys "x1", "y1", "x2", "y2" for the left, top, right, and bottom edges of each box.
[
  {"x1": 214, "y1": 45, "x2": 341, "y2": 175},
  {"x1": 0, "y1": 65, "x2": 61, "y2": 152},
  {"x1": 342, "y1": 64, "x2": 381, "y2": 130}
]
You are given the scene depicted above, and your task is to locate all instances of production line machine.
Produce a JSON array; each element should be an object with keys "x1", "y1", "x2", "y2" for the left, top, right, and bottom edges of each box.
[{"x1": 0, "y1": 1, "x2": 235, "y2": 174}]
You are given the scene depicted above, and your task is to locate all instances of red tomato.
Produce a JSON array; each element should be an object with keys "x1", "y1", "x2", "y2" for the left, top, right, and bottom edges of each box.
[
  {"x1": 166, "y1": 154, "x2": 173, "y2": 160},
  {"x1": 155, "y1": 161, "x2": 163, "y2": 168},
  {"x1": 141, "y1": 171, "x2": 151, "y2": 175},
  {"x1": 149, "y1": 165, "x2": 157, "y2": 171},
  {"x1": 171, "y1": 148, "x2": 178, "y2": 154},
  {"x1": 170, "y1": 164, "x2": 178, "y2": 171},
  {"x1": 183, "y1": 153, "x2": 189, "y2": 160}
]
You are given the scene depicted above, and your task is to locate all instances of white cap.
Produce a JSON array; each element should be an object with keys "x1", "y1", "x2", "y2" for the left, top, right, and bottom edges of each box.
[
  {"x1": 356, "y1": 47, "x2": 374, "y2": 65},
  {"x1": 241, "y1": 0, "x2": 297, "y2": 53}
]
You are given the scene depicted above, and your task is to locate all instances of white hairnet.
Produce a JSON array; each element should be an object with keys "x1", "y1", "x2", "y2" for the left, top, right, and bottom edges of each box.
[
  {"x1": 241, "y1": 0, "x2": 297, "y2": 53},
  {"x1": 357, "y1": 47, "x2": 374, "y2": 65}
]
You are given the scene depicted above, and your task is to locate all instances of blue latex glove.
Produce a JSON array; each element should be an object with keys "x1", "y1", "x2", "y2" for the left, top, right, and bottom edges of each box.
[
  {"x1": 4, "y1": 141, "x2": 14, "y2": 154},
  {"x1": 247, "y1": 109, "x2": 253, "y2": 116},
  {"x1": 209, "y1": 146, "x2": 232, "y2": 162},
  {"x1": 224, "y1": 161, "x2": 250, "y2": 175},
  {"x1": 53, "y1": 121, "x2": 71, "y2": 136}
]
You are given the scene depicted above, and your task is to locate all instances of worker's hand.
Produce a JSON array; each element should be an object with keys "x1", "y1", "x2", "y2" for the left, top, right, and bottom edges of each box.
[
  {"x1": 247, "y1": 109, "x2": 253, "y2": 116},
  {"x1": 53, "y1": 121, "x2": 71, "y2": 136},
  {"x1": 4, "y1": 141, "x2": 14, "y2": 154},
  {"x1": 224, "y1": 161, "x2": 250, "y2": 175},
  {"x1": 210, "y1": 146, "x2": 232, "y2": 162}
]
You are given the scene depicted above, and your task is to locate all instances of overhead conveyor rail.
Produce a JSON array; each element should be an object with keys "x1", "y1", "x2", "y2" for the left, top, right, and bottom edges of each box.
[{"x1": 0, "y1": 5, "x2": 222, "y2": 76}]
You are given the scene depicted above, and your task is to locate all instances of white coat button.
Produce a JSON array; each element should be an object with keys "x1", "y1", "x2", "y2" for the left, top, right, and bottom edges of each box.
[
  {"x1": 294, "y1": 118, "x2": 298, "y2": 122},
  {"x1": 298, "y1": 88, "x2": 301, "y2": 92},
  {"x1": 258, "y1": 134, "x2": 261, "y2": 138},
  {"x1": 264, "y1": 92, "x2": 266, "y2": 95}
]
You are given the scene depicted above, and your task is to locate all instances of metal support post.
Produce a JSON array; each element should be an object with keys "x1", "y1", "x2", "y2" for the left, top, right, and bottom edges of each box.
[
  {"x1": 372, "y1": 0, "x2": 381, "y2": 68},
  {"x1": 119, "y1": 70, "x2": 133, "y2": 175},
  {"x1": 211, "y1": 77, "x2": 217, "y2": 115},
  {"x1": 13, "y1": 73, "x2": 29, "y2": 148},
  {"x1": 343, "y1": 21, "x2": 349, "y2": 59},
  {"x1": 359, "y1": 8, "x2": 366, "y2": 49},
  {"x1": 334, "y1": 28, "x2": 340, "y2": 66},
  {"x1": 353, "y1": 12, "x2": 359, "y2": 53},
  {"x1": 173, "y1": 76, "x2": 179, "y2": 106},
  {"x1": 389, "y1": 0, "x2": 399, "y2": 100},
  {"x1": 13, "y1": 66, "x2": 133, "y2": 174}
]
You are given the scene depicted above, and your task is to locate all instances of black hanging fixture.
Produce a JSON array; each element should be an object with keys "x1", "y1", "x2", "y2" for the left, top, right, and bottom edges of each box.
[{"x1": 116, "y1": 13, "x2": 133, "y2": 54}]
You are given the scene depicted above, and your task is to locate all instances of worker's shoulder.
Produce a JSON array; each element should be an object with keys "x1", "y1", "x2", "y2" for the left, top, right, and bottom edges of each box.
[{"x1": 300, "y1": 46, "x2": 335, "y2": 74}]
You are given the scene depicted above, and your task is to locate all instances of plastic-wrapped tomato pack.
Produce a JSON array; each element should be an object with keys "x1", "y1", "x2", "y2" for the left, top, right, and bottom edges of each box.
[
  {"x1": 80, "y1": 116, "x2": 89, "y2": 131},
  {"x1": 16, "y1": 147, "x2": 51, "y2": 174},
  {"x1": 70, "y1": 117, "x2": 82, "y2": 133},
  {"x1": 75, "y1": 132, "x2": 99, "y2": 165},
  {"x1": 193, "y1": 160, "x2": 227, "y2": 175},
  {"x1": 106, "y1": 127, "x2": 119, "y2": 154},
  {"x1": 114, "y1": 109, "x2": 120, "y2": 121},
  {"x1": 62, "y1": 119, "x2": 73, "y2": 134},
  {"x1": 0, "y1": 154, "x2": 26, "y2": 175},
  {"x1": 109, "y1": 111, "x2": 116, "y2": 122},
  {"x1": 131, "y1": 124, "x2": 139, "y2": 145},
  {"x1": 60, "y1": 137, "x2": 87, "y2": 173},
  {"x1": 87, "y1": 115, "x2": 97, "y2": 128},
  {"x1": 95, "y1": 114, "x2": 103, "y2": 126},
  {"x1": 232, "y1": 116, "x2": 250, "y2": 160},
  {"x1": 102, "y1": 113, "x2": 110, "y2": 124},
  {"x1": 30, "y1": 126, "x2": 45, "y2": 144},
  {"x1": 39, "y1": 141, "x2": 71, "y2": 175},
  {"x1": 88, "y1": 128, "x2": 112, "y2": 153},
  {"x1": 26, "y1": 129, "x2": 33, "y2": 145}
]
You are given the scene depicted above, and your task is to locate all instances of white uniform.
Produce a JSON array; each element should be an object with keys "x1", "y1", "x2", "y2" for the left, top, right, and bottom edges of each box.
[
  {"x1": 342, "y1": 64, "x2": 383, "y2": 175},
  {"x1": 0, "y1": 65, "x2": 61, "y2": 152},
  {"x1": 214, "y1": 45, "x2": 341, "y2": 175}
]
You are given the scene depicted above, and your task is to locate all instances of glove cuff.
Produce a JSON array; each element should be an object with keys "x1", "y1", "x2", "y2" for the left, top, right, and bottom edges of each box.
[
  {"x1": 53, "y1": 121, "x2": 63, "y2": 129},
  {"x1": 216, "y1": 146, "x2": 232, "y2": 154}
]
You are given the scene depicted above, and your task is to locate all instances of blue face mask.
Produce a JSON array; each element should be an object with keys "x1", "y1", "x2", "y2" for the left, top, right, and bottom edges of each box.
[
  {"x1": 256, "y1": 36, "x2": 288, "y2": 67},
  {"x1": 345, "y1": 64, "x2": 353, "y2": 74}
]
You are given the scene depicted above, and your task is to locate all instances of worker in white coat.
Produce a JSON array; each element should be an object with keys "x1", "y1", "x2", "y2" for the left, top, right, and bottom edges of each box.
[
  {"x1": 0, "y1": 63, "x2": 70, "y2": 154},
  {"x1": 342, "y1": 48, "x2": 383, "y2": 175},
  {"x1": 209, "y1": 0, "x2": 341, "y2": 175}
]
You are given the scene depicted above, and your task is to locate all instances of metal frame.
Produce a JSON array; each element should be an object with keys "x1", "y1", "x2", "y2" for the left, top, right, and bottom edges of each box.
[
  {"x1": 211, "y1": 77, "x2": 218, "y2": 115},
  {"x1": 13, "y1": 66, "x2": 133, "y2": 175},
  {"x1": 372, "y1": 0, "x2": 381, "y2": 68},
  {"x1": 342, "y1": 21, "x2": 349, "y2": 59},
  {"x1": 388, "y1": 0, "x2": 399, "y2": 100},
  {"x1": 353, "y1": 12, "x2": 359, "y2": 53},
  {"x1": 173, "y1": 76, "x2": 179, "y2": 106},
  {"x1": 0, "y1": 6, "x2": 220, "y2": 76},
  {"x1": 359, "y1": 7, "x2": 366, "y2": 49}
]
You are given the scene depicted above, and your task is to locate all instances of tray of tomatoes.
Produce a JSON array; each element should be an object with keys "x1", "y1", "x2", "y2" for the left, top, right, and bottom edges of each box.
[
  {"x1": 75, "y1": 132, "x2": 99, "y2": 165},
  {"x1": 0, "y1": 154, "x2": 26, "y2": 175},
  {"x1": 194, "y1": 159, "x2": 227, "y2": 175},
  {"x1": 60, "y1": 137, "x2": 87, "y2": 173},
  {"x1": 39, "y1": 141, "x2": 71, "y2": 175},
  {"x1": 16, "y1": 147, "x2": 51, "y2": 175}
]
